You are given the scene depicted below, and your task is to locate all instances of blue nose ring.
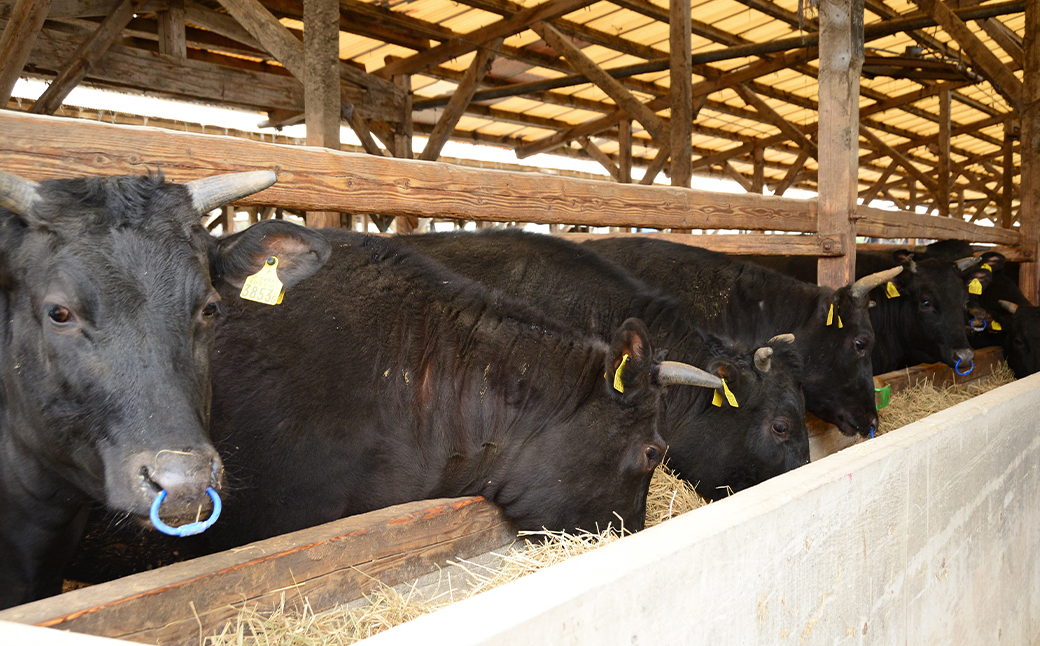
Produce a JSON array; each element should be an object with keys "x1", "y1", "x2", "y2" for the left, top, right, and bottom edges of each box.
[
  {"x1": 954, "y1": 358, "x2": 974, "y2": 376},
  {"x1": 150, "y1": 487, "x2": 222, "y2": 537},
  {"x1": 969, "y1": 317, "x2": 987, "y2": 332}
]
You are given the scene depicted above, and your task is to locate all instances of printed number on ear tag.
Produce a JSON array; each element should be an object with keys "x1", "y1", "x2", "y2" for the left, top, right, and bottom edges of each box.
[
  {"x1": 241, "y1": 256, "x2": 285, "y2": 305},
  {"x1": 968, "y1": 278, "x2": 983, "y2": 295}
]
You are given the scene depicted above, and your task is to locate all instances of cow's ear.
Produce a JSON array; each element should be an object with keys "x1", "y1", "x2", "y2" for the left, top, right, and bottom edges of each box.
[
  {"x1": 892, "y1": 249, "x2": 913, "y2": 264},
  {"x1": 965, "y1": 267, "x2": 994, "y2": 292},
  {"x1": 978, "y1": 251, "x2": 1006, "y2": 272},
  {"x1": 605, "y1": 318, "x2": 655, "y2": 400},
  {"x1": 211, "y1": 220, "x2": 331, "y2": 290}
]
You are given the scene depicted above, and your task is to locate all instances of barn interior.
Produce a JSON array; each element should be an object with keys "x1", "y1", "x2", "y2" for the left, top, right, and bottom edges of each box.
[{"x1": 0, "y1": 0, "x2": 1033, "y2": 296}]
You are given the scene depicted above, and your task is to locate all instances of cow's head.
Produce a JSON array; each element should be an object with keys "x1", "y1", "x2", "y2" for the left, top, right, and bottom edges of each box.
[
  {"x1": 493, "y1": 319, "x2": 687, "y2": 534},
  {"x1": 0, "y1": 171, "x2": 326, "y2": 527},
  {"x1": 796, "y1": 266, "x2": 900, "y2": 437},
  {"x1": 885, "y1": 251, "x2": 976, "y2": 369},
  {"x1": 664, "y1": 332, "x2": 808, "y2": 501},
  {"x1": 997, "y1": 300, "x2": 1040, "y2": 377}
]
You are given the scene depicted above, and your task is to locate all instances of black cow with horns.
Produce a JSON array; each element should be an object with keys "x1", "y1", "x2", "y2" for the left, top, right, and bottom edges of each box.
[
  {"x1": 0, "y1": 169, "x2": 330, "y2": 609},
  {"x1": 585, "y1": 238, "x2": 899, "y2": 438},
  {"x1": 201, "y1": 229, "x2": 716, "y2": 550}
]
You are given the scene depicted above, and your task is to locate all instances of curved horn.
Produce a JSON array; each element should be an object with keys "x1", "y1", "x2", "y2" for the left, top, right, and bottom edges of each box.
[
  {"x1": 955, "y1": 256, "x2": 982, "y2": 273},
  {"x1": 999, "y1": 299, "x2": 1019, "y2": 315},
  {"x1": 768, "y1": 333, "x2": 795, "y2": 345},
  {"x1": 849, "y1": 266, "x2": 903, "y2": 299},
  {"x1": 0, "y1": 170, "x2": 41, "y2": 218},
  {"x1": 907, "y1": 257, "x2": 917, "y2": 273},
  {"x1": 754, "y1": 346, "x2": 773, "y2": 372},
  {"x1": 656, "y1": 361, "x2": 724, "y2": 389},
  {"x1": 187, "y1": 170, "x2": 277, "y2": 215}
]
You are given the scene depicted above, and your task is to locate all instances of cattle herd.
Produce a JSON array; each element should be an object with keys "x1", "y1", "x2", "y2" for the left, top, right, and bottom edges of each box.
[{"x1": 0, "y1": 170, "x2": 1035, "y2": 610}]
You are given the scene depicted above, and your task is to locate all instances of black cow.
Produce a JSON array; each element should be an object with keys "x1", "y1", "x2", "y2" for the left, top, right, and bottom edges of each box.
[
  {"x1": 398, "y1": 229, "x2": 808, "y2": 500},
  {"x1": 962, "y1": 251, "x2": 1040, "y2": 377},
  {"x1": 585, "y1": 237, "x2": 897, "y2": 437},
  {"x1": 0, "y1": 170, "x2": 328, "y2": 609},
  {"x1": 202, "y1": 229, "x2": 715, "y2": 549}
]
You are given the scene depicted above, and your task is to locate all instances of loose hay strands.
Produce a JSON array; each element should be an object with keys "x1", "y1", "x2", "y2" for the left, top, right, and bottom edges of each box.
[
  {"x1": 877, "y1": 361, "x2": 1016, "y2": 435},
  {"x1": 203, "y1": 466, "x2": 707, "y2": 645}
]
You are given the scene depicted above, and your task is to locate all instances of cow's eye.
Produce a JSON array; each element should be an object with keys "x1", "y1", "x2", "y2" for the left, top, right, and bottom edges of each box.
[
  {"x1": 771, "y1": 422, "x2": 789, "y2": 440},
  {"x1": 47, "y1": 305, "x2": 74, "y2": 325},
  {"x1": 854, "y1": 337, "x2": 869, "y2": 355},
  {"x1": 919, "y1": 298, "x2": 933, "y2": 311},
  {"x1": 202, "y1": 303, "x2": 219, "y2": 318},
  {"x1": 644, "y1": 445, "x2": 661, "y2": 469}
]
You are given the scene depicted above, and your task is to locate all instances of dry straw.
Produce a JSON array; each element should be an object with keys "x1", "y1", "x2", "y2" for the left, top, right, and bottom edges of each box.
[{"x1": 204, "y1": 366, "x2": 1015, "y2": 645}]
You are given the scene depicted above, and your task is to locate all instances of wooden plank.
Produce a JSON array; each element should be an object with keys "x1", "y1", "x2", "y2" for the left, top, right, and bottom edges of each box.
[
  {"x1": 669, "y1": 0, "x2": 692, "y2": 188},
  {"x1": 157, "y1": 0, "x2": 186, "y2": 58},
  {"x1": 0, "y1": 0, "x2": 52, "y2": 104},
  {"x1": 874, "y1": 346, "x2": 1005, "y2": 395},
  {"x1": 531, "y1": 22, "x2": 669, "y2": 146},
  {"x1": 561, "y1": 232, "x2": 847, "y2": 256},
  {"x1": 0, "y1": 497, "x2": 516, "y2": 644},
  {"x1": 377, "y1": 0, "x2": 591, "y2": 78},
  {"x1": 816, "y1": 0, "x2": 863, "y2": 289},
  {"x1": 419, "y1": 40, "x2": 499, "y2": 162},
  {"x1": 1022, "y1": 0, "x2": 1040, "y2": 303},
  {"x1": 915, "y1": 0, "x2": 1022, "y2": 111},
  {"x1": 23, "y1": 26, "x2": 401, "y2": 120},
  {"x1": 31, "y1": 0, "x2": 140, "y2": 115},
  {"x1": 857, "y1": 205, "x2": 1019, "y2": 245},
  {"x1": 937, "y1": 87, "x2": 951, "y2": 217}
]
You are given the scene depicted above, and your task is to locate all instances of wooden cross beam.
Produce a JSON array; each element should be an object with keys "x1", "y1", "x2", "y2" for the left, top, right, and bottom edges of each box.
[
  {"x1": 734, "y1": 83, "x2": 818, "y2": 157},
  {"x1": 860, "y1": 161, "x2": 898, "y2": 205},
  {"x1": 578, "y1": 136, "x2": 621, "y2": 181},
  {"x1": 773, "y1": 149, "x2": 810, "y2": 197},
  {"x1": 977, "y1": 17, "x2": 1024, "y2": 67},
  {"x1": 0, "y1": 0, "x2": 52, "y2": 104},
  {"x1": 31, "y1": 0, "x2": 141, "y2": 115},
  {"x1": 419, "y1": 40, "x2": 500, "y2": 162}
]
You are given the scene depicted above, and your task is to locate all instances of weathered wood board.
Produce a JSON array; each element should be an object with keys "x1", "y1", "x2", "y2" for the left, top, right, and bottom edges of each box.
[
  {"x1": 361, "y1": 373, "x2": 1040, "y2": 645},
  {"x1": 0, "y1": 497, "x2": 515, "y2": 645}
]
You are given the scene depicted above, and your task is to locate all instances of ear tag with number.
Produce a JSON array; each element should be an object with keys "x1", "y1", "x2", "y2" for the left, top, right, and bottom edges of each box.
[
  {"x1": 712, "y1": 379, "x2": 739, "y2": 408},
  {"x1": 968, "y1": 278, "x2": 983, "y2": 295},
  {"x1": 991, "y1": 320, "x2": 1002, "y2": 331},
  {"x1": 981, "y1": 263, "x2": 992, "y2": 272},
  {"x1": 240, "y1": 256, "x2": 285, "y2": 305},
  {"x1": 613, "y1": 354, "x2": 630, "y2": 393},
  {"x1": 886, "y1": 281, "x2": 901, "y2": 299}
]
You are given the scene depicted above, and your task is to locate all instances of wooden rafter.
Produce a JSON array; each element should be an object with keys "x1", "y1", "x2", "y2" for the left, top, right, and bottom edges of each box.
[
  {"x1": 773, "y1": 149, "x2": 809, "y2": 197},
  {"x1": 639, "y1": 147, "x2": 669, "y2": 186},
  {"x1": 860, "y1": 126, "x2": 939, "y2": 199},
  {"x1": 734, "y1": 83, "x2": 817, "y2": 157},
  {"x1": 32, "y1": 0, "x2": 140, "y2": 115},
  {"x1": 578, "y1": 136, "x2": 620, "y2": 181},
  {"x1": 0, "y1": 0, "x2": 52, "y2": 104},
  {"x1": 419, "y1": 40, "x2": 499, "y2": 162},
  {"x1": 860, "y1": 161, "x2": 897, "y2": 205},
  {"x1": 977, "y1": 17, "x2": 1024, "y2": 67}
]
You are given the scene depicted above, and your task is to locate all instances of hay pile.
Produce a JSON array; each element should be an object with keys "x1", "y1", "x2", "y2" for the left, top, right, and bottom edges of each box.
[
  {"x1": 876, "y1": 362, "x2": 1016, "y2": 435},
  {"x1": 204, "y1": 466, "x2": 706, "y2": 645}
]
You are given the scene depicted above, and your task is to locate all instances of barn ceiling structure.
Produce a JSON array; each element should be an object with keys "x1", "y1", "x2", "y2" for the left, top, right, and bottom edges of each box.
[{"x1": 0, "y1": 0, "x2": 1035, "y2": 294}]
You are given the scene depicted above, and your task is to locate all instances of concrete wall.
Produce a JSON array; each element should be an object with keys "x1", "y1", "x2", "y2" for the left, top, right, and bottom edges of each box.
[{"x1": 365, "y1": 373, "x2": 1040, "y2": 646}]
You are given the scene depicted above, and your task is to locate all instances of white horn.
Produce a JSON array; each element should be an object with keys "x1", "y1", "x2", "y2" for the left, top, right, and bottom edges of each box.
[
  {"x1": 186, "y1": 170, "x2": 277, "y2": 215},
  {"x1": 955, "y1": 256, "x2": 982, "y2": 273},
  {"x1": 754, "y1": 346, "x2": 773, "y2": 372},
  {"x1": 656, "y1": 361, "x2": 724, "y2": 389},
  {"x1": 0, "y1": 170, "x2": 41, "y2": 218},
  {"x1": 849, "y1": 266, "x2": 903, "y2": 299},
  {"x1": 999, "y1": 300, "x2": 1019, "y2": 315},
  {"x1": 768, "y1": 333, "x2": 795, "y2": 345}
]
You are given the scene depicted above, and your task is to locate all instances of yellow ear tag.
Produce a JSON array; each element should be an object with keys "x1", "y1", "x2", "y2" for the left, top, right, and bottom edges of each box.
[
  {"x1": 981, "y1": 263, "x2": 993, "y2": 272},
  {"x1": 968, "y1": 278, "x2": 983, "y2": 295},
  {"x1": 838, "y1": 315, "x2": 843, "y2": 329},
  {"x1": 721, "y1": 379, "x2": 739, "y2": 408},
  {"x1": 991, "y1": 320, "x2": 1002, "y2": 331},
  {"x1": 240, "y1": 256, "x2": 285, "y2": 305},
  {"x1": 613, "y1": 354, "x2": 630, "y2": 393},
  {"x1": 826, "y1": 303, "x2": 834, "y2": 326},
  {"x1": 712, "y1": 388, "x2": 723, "y2": 407},
  {"x1": 886, "y1": 281, "x2": 901, "y2": 299}
]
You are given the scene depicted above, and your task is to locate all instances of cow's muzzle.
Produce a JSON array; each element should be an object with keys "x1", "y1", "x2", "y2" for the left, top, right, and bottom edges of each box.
[{"x1": 127, "y1": 448, "x2": 224, "y2": 520}]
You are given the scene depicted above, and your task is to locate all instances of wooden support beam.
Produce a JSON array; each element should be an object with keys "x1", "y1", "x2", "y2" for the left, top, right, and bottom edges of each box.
[
  {"x1": 346, "y1": 111, "x2": 386, "y2": 157},
  {"x1": 937, "y1": 87, "x2": 951, "y2": 217},
  {"x1": 1002, "y1": 120, "x2": 1015, "y2": 229},
  {"x1": 734, "y1": 83, "x2": 817, "y2": 157},
  {"x1": 1020, "y1": 0, "x2": 1040, "y2": 303},
  {"x1": 216, "y1": 0, "x2": 306, "y2": 76},
  {"x1": 913, "y1": 0, "x2": 1022, "y2": 111},
  {"x1": 721, "y1": 160, "x2": 753, "y2": 193},
  {"x1": 0, "y1": 0, "x2": 52, "y2": 105},
  {"x1": 669, "y1": 0, "x2": 692, "y2": 188},
  {"x1": 773, "y1": 149, "x2": 809, "y2": 197},
  {"x1": 752, "y1": 147, "x2": 764, "y2": 194},
  {"x1": 391, "y1": 71, "x2": 417, "y2": 233},
  {"x1": 816, "y1": 0, "x2": 864, "y2": 288},
  {"x1": 860, "y1": 161, "x2": 897, "y2": 205},
  {"x1": 157, "y1": 0, "x2": 187, "y2": 57},
  {"x1": 947, "y1": 156, "x2": 1001, "y2": 206},
  {"x1": 531, "y1": 22, "x2": 669, "y2": 146},
  {"x1": 578, "y1": 136, "x2": 620, "y2": 181},
  {"x1": 377, "y1": 0, "x2": 590, "y2": 79},
  {"x1": 639, "y1": 146, "x2": 669, "y2": 185},
  {"x1": 304, "y1": 0, "x2": 341, "y2": 228},
  {"x1": 419, "y1": 41, "x2": 499, "y2": 162},
  {"x1": 514, "y1": 110, "x2": 622, "y2": 159},
  {"x1": 860, "y1": 126, "x2": 939, "y2": 198},
  {"x1": 31, "y1": 0, "x2": 141, "y2": 115},
  {"x1": 977, "y1": 17, "x2": 1024, "y2": 68},
  {"x1": 618, "y1": 118, "x2": 632, "y2": 184},
  {"x1": 184, "y1": 2, "x2": 265, "y2": 51}
]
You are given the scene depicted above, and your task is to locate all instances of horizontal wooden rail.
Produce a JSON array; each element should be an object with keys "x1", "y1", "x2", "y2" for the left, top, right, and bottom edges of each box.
[
  {"x1": 857, "y1": 205, "x2": 1019, "y2": 246},
  {"x1": 560, "y1": 232, "x2": 847, "y2": 256},
  {"x1": 0, "y1": 497, "x2": 515, "y2": 645}
]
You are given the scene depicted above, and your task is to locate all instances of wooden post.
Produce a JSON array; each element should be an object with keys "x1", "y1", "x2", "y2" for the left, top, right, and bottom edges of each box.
[
  {"x1": 908, "y1": 180, "x2": 917, "y2": 212},
  {"x1": 1002, "y1": 118, "x2": 1015, "y2": 229},
  {"x1": 221, "y1": 205, "x2": 235, "y2": 234},
  {"x1": 752, "y1": 146, "x2": 765, "y2": 194},
  {"x1": 938, "y1": 87, "x2": 951, "y2": 217},
  {"x1": 304, "y1": 0, "x2": 342, "y2": 228},
  {"x1": 816, "y1": 0, "x2": 864, "y2": 288},
  {"x1": 392, "y1": 71, "x2": 418, "y2": 233},
  {"x1": 619, "y1": 118, "x2": 632, "y2": 185},
  {"x1": 1020, "y1": 0, "x2": 1039, "y2": 303},
  {"x1": 669, "y1": 0, "x2": 692, "y2": 189},
  {"x1": 0, "y1": 0, "x2": 52, "y2": 106},
  {"x1": 158, "y1": 0, "x2": 188, "y2": 58}
]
